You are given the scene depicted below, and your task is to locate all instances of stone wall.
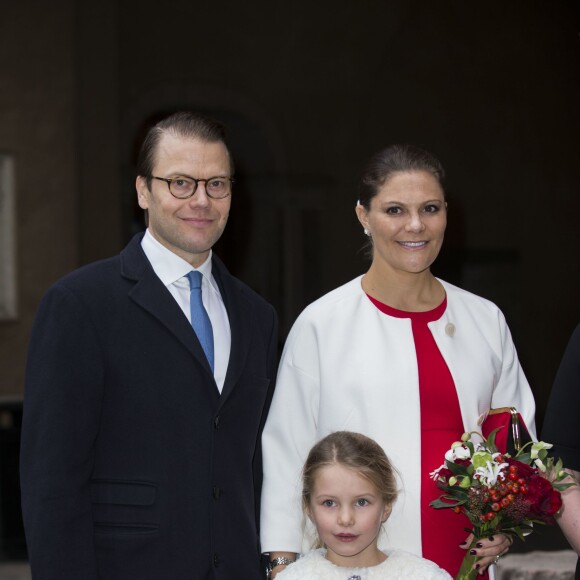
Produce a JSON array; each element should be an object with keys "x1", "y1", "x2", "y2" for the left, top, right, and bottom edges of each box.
[
  {"x1": 0, "y1": 0, "x2": 77, "y2": 397},
  {"x1": 0, "y1": 0, "x2": 579, "y2": 423}
]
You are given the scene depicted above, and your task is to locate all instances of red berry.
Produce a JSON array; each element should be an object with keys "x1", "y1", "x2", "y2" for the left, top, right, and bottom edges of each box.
[
  {"x1": 508, "y1": 473, "x2": 518, "y2": 481},
  {"x1": 509, "y1": 465, "x2": 518, "y2": 474}
]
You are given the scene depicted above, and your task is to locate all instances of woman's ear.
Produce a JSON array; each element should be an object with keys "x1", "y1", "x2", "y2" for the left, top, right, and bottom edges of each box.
[{"x1": 355, "y1": 202, "x2": 369, "y2": 231}]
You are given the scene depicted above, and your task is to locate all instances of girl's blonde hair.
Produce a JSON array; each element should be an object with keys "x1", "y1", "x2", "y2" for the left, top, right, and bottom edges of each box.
[{"x1": 302, "y1": 431, "x2": 399, "y2": 517}]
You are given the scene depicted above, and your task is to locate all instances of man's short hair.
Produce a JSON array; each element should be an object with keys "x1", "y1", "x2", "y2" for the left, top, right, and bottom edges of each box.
[{"x1": 136, "y1": 111, "x2": 234, "y2": 186}]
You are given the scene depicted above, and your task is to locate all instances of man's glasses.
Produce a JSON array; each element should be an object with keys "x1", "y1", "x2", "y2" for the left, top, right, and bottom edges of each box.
[{"x1": 151, "y1": 175, "x2": 234, "y2": 199}]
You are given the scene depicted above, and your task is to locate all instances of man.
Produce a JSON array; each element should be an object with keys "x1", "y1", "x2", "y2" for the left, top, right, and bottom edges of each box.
[{"x1": 20, "y1": 111, "x2": 278, "y2": 579}]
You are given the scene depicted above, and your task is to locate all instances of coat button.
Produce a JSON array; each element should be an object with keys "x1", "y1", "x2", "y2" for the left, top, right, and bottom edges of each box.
[
  {"x1": 445, "y1": 323, "x2": 456, "y2": 337},
  {"x1": 213, "y1": 553, "x2": 220, "y2": 567},
  {"x1": 214, "y1": 415, "x2": 220, "y2": 429},
  {"x1": 213, "y1": 486, "x2": 221, "y2": 499}
]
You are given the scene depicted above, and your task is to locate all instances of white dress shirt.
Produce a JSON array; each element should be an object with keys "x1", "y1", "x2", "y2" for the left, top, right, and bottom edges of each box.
[{"x1": 141, "y1": 229, "x2": 231, "y2": 392}]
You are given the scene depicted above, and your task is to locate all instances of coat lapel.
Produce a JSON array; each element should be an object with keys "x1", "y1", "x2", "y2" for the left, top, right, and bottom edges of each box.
[
  {"x1": 120, "y1": 235, "x2": 215, "y2": 379},
  {"x1": 211, "y1": 256, "x2": 253, "y2": 404}
]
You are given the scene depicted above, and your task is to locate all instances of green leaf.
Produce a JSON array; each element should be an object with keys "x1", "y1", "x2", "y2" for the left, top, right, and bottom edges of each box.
[
  {"x1": 554, "y1": 482, "x2": 576, "y2": 492},
  {"x1": 446, "y1": 460, "x2": 469, "y2": 476},
  {"x1": 430, "y1": 498, "x2": 458, "y2": 509},
  {"x1": 436, "y1": 484, "x2": 470, "y2": 500},
  {"x1": 517, "y1": 452, "x2": 532, "y2": 464},
  {"x1": 485, "y1": 428, "x2": 501, "y2": 453},
  {"x1": 516, "y1": 441, "x2": 533, "y2": 456}
]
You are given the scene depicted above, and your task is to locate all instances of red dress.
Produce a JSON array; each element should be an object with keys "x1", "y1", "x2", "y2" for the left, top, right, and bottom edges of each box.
[{"x1": 368, "y1": 295, "x2": 486, "y2": 578}]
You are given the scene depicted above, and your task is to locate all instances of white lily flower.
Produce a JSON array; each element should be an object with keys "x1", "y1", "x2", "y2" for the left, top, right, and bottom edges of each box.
[
  {"x1": 534, "y1": 458, "x2": 547, "y2": 472},
  {"x1": 429, "y1": 465, "x2": 446, "y2": 481},
  {"x1": 445, "y1": 444, "x2": 471, "y2": 462},
  {"x1": 474, "y1": 459, "x2": 509, "y2": 486},
  {"x1": 530, "y1": 441, "x2": 553, "y2": 459}
]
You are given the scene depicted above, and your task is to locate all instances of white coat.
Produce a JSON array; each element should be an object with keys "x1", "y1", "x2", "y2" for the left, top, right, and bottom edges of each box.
[{"x1": 261, "y1": 276, "x2": 536, "y2": 560}]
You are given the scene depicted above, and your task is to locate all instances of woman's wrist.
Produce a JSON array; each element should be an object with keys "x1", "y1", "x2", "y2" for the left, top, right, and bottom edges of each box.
[
  {"x1": 269, "y1": 563, "x2": 287, "y2": 579},
  {"x1": 266, "y1": 552, "x2": 297, "y2": 578}
]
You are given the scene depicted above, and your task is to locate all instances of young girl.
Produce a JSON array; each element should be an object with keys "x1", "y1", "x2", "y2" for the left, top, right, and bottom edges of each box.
[{"x1": 275, "y1": 432, "x2": 452, "y2": 579}]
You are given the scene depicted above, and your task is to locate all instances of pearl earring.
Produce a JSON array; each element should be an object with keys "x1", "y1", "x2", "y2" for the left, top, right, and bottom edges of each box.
[{"x1": 364, "y1": 228, "x2": 371, "y2": 237}]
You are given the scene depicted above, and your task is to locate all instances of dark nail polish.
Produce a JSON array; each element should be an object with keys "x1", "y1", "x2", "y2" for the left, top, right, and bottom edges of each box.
[
  {"x1": 470, "y1": 549, "x2": 477, "y2": 555},
  {"x1": 489, "y1": 535, "x2": 495, "y2": 541},
  {"x1": 475, "y1": 564, "x2": 481, "y2": 569},
  {"x1": 476, "y1": 542, "x2": 483, "y2": 548}
]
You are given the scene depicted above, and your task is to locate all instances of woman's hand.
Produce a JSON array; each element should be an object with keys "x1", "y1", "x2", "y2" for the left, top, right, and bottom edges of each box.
[
  {"x1": 460, "y1": 532, "x2": 513, "y2": 575},
  {"x1": 556, "y1": 469, "x2": 580, "y2": 554}
]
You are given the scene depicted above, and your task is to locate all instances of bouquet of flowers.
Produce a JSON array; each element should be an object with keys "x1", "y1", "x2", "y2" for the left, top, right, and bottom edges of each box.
[{"x1": 430, "y1": 428, "x2": 575, "y2": 580}]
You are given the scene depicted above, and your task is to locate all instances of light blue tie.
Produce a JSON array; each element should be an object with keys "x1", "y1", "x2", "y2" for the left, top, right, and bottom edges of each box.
[{"x1": 187, "y1": 271, "x2": 214, "y2": 372}]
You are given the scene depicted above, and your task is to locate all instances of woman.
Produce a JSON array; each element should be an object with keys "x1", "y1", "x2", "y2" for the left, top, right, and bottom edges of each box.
[
  {"x1": 261, "y1": 145, "x2": 536, "y2": 579},
  {"x1": 542, "y1": 323, "x2": 580, "y2": 579}
]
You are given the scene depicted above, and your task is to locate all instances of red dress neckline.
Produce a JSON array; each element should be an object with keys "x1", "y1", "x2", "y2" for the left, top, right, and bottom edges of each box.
[{"x1": 366, "y1": 294, "x2": 447, "y2": 322}]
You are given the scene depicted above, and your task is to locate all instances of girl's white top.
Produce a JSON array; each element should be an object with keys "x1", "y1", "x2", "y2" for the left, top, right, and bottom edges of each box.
[{"x1": 276, "y1": 548, "x2": 453, "y2": 579}]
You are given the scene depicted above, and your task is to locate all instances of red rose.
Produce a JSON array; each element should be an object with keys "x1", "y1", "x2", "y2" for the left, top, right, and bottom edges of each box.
[{"x1": 526, "y1": 475, "x2": 562, "y2": 523}]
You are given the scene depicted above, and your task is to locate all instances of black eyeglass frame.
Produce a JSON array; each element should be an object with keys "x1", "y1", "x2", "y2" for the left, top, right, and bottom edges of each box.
[{"x1": 151, "y1": 175, "x2": 235, "y2": 199}]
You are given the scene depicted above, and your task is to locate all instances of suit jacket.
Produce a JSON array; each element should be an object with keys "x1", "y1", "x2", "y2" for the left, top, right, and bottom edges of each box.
[
  {"x1": 261, "y1": 276, "x2": 536, "y2": 565},
  {"x1": 20, "y1": 233, "x2": 278, "y2": 580}
]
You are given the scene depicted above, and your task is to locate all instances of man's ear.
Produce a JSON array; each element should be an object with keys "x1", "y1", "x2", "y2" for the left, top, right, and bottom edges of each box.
[{"x1": 136, "y1": 176, "x2": 150, "y2": 210}]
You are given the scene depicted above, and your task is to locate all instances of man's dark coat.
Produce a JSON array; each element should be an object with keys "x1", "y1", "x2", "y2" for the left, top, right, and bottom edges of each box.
[{"x1": 20, "y1": 234, "x2": 278, "y2": 579}]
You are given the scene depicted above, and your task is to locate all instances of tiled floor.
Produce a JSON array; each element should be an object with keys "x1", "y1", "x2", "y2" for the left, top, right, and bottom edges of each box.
[
  {"x1": 0, "y1": 563, "x2": 31, "y2": 580},
  {"x1": 497, "y1": 550, "x2": 577, "y2": 580}
]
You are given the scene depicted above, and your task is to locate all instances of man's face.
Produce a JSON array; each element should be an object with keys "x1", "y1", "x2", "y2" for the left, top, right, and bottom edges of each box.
[{"x1": 136, "y1": 134, "x2": 232, "y2": 267}]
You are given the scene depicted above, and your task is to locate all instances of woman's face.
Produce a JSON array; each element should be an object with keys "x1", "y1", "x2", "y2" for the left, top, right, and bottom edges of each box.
[{"x1": 356, "y1": 170, "x2": 447, "y2": 276}]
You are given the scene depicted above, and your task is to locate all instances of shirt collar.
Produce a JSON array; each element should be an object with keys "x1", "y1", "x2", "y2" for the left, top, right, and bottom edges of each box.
[{"x1": 141, "y1": 229, "x2": 218, "y2": 291}]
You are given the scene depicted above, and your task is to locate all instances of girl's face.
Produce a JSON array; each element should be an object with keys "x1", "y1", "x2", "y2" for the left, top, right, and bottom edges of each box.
[
  {"x1": 308, "y1": 463, "x2": 391, "y2": 568},
  {"x1": 356, "y1": 170, "x2": 447, "y2": 277}
]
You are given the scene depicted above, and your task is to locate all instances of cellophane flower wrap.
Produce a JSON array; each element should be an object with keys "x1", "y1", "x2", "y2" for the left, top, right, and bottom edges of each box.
[{"x1": 430, "y1": 428, "x2": 575, "y2": 580}]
